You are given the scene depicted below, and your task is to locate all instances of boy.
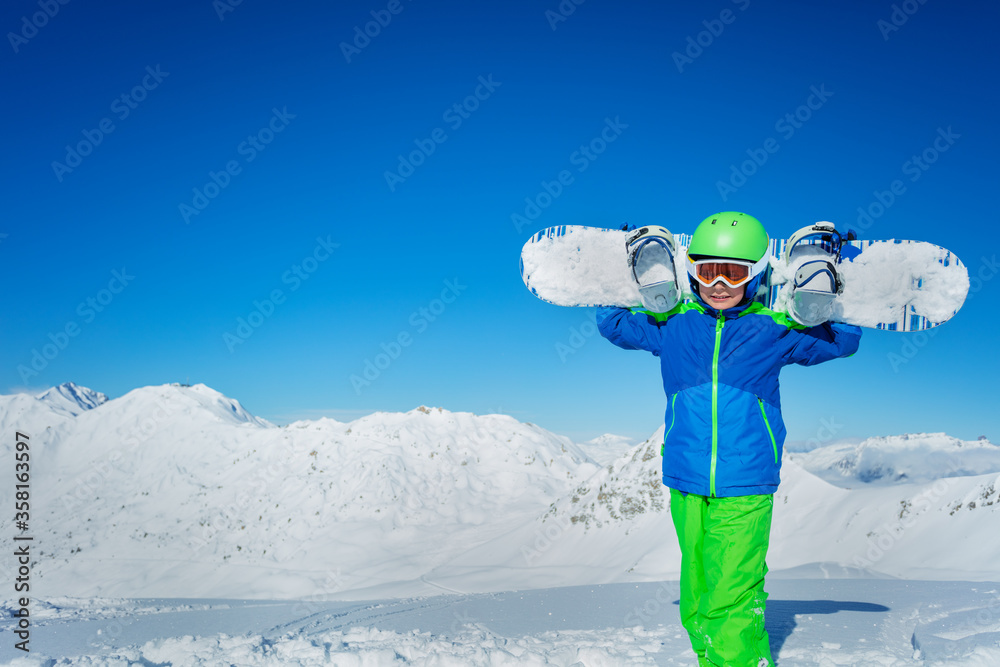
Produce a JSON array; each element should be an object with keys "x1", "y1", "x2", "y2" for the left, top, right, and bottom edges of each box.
[{"x1": 597, "y1": 212, "x2": 861, "y2": 666}]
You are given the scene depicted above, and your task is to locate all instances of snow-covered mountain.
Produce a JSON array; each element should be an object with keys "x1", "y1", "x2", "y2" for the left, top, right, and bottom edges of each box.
[
  {"x1": 36, "y1": 382, "x2": 108, "y2": 416},
  {"x1": 428, "y1": 429, "x2": 1000, "y2": 592},
  {"x1": 422, "y1": 427, "x2": 676, "y2": 594},
  {"x1": 1, "y1": 384, "x2": 599, "y2": 599},
  {"x1": 578, "y1": 433, "x2": 636, "y2": 466},
  {"x1": 787, "y1": 432, "x2": 1000, "y2": 487},
  {"x1": 2, "y1": 383, "x2": 999, "y2": 602}
]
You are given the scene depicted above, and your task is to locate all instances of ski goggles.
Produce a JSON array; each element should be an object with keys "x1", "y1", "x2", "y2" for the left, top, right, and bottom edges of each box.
[{"x1": 686, "y1": 256, "x2": 768, "y2": 288}]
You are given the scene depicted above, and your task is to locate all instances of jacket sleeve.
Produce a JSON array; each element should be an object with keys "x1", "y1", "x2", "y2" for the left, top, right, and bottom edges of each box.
[
  {"x1": 596, "y1": 306, "x2": 665, "y2": 354},
  {"x1": 784, "y1": 321, "x2": 862, "y2": 366}
]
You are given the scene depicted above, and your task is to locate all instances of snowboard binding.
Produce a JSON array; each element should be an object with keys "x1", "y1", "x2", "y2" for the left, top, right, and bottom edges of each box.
[
  {"x1": 784, "y1": 222, "x2": 845, "y2": 327},
  {"x1": 626, "y1": 225, "x2": 680, "y2": 313}
]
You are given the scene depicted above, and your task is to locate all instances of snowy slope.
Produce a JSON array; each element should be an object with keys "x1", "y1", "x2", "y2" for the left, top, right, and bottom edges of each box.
[
  {"x1": 422, "y1": 428, "x2": 678, "y2": 594},
  {"x1": 427, "y1": 433, "x2": 1000, "y2": 593},
  {"x1": 787, "y1": 433, "x2": 1000, "y2": 487},
  {"x1": 3, "y1": 383, "x2": 1000, "y2": 664},
  {"x1": 3, "y1": 382, "x2": 1000, "y2": 603},
  {"x1": 770, "y1": 459, "x2": 1000, "y2": 580},
  {"x1": 2, "y1": 385, "x2": 600, "y2": 600}
]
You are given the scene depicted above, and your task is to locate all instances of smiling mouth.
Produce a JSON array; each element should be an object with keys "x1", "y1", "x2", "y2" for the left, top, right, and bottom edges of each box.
[{"x1": 709, "y1": 292, "x2": 732, "y2": 301}]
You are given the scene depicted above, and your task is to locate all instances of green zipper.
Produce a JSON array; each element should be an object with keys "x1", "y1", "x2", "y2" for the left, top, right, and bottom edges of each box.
[
  {"x1": 757, "y1": 397, "x2": 778, "y2": 463},
  {"x1": 661, "y1": 393, "x2": 678, "y2": 456},
  {"x1": 710, "y1": 315, "x2": 724, "y2": 497}
]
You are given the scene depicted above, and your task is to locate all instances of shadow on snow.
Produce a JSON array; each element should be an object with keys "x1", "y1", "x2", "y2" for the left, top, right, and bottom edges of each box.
[{"x1": 765, "y1": 599, "x2": 891, "y2": 659}]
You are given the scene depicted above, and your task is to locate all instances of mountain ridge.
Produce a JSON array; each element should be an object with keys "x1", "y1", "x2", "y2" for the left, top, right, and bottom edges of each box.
[{"x1": 2, "y1": 382, "x2": 998, "y2": 600}]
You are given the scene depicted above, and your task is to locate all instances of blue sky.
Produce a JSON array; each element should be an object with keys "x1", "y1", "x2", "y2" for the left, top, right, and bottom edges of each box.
[{"x1": 2, "y1": 0, "x2": 998, "y2": 445}]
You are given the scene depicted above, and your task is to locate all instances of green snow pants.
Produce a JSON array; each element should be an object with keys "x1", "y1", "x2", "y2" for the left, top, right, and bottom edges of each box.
[{"x1": 669, "y1": 489, "x2": 774, "y2": 667}]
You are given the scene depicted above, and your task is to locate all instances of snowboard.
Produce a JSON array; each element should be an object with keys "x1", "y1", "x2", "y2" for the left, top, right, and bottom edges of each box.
[{"x1": 519, "y1": 224, "x2": 969, "y2": 331}]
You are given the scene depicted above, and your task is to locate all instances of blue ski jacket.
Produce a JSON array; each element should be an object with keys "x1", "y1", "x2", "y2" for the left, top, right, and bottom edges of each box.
[{"x1": 597, "y1": 300, "x2": 861, "y2": 497}]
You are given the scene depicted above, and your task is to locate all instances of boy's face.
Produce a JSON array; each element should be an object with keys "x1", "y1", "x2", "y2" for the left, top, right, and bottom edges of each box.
[{"x1": 698, "y1": 280, "x2": 746, "y2": 310}]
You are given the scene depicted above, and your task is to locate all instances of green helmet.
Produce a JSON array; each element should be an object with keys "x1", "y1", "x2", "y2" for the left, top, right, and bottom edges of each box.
[{"x1": 688, "y1": 211, "x2": 769, "y2": 262}]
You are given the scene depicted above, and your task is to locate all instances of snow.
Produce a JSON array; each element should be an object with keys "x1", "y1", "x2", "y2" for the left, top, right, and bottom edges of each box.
[
  {"x1": 580, "y1": 434, "x2": 636, "y2": 466},
  {"x1": 4, "y1": 581, "x2": 1000, "y2": 664},
  {"x1": 770, "y1": 237, "x2": 970, "y2": 327},
  {"x1": 522, "y1": 226, "x2": 970, "y2": 330},
  {"x1": 2, "y1": 383, "x2": 999, "y2": 664},
  {"x1": 521, "y1": 226, "x2": 643, "y2": 307},
  {"x1": 520, "y1": 227, "x2": 700, "y2": 308},
  {"x1": 35, "y1": 383, "x2": 108, "y2": 417},
  {"x1": 788, "y1": 433, "x2": 1000, "y2": 487},
  {"x1": 2, "y1": 385, "x2": 602, "y2": 600},
  {"x1": 834, "y1": 241, "x2": 969, "y2": 326}
]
